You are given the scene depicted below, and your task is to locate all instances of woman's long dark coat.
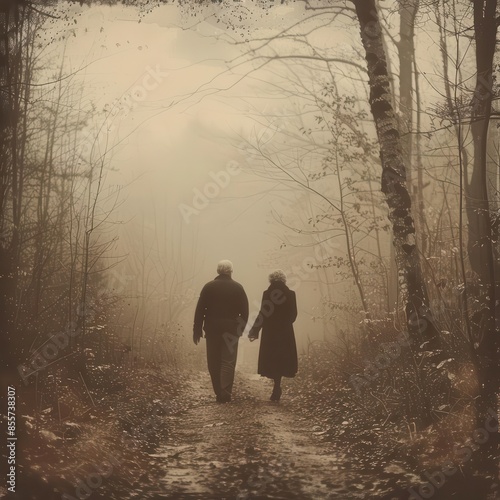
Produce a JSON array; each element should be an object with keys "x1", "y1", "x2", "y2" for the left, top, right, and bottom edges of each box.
[{"x1": 250, "y1": 280, "x2": 298, "y2": 378}]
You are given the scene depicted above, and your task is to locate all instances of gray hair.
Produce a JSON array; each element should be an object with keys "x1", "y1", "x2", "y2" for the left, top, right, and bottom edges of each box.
[
  {"x1": 217, "y1": 260, "x2": 233, "y2": 275},
  {"x1": 269, "y1": 269, "x2": 287, "y2": 283}
]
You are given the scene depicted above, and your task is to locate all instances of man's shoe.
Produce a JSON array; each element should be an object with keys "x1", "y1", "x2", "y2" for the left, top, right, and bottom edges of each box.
[{"x1": 218, "y1": 390, "x2": 231, "y2": 403}]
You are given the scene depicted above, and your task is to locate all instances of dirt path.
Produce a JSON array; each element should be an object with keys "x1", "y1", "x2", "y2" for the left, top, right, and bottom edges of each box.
[{"x1": 127, "y1": 370, "x2": 372, "y2": 500}]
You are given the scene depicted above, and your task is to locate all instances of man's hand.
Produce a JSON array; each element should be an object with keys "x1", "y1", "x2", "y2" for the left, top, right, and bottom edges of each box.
[
  {"x1": 248, "y1": 331, "x2": 258, "y2": 342},
  {"x1": 193, "y1": 331, "x2": 202, "y2": 345}
]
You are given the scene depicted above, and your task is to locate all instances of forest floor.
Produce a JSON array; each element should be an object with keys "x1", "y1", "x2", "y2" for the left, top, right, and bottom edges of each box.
[
  {"x1": 7, "y1": 366, "x2": 498, "y2": 500},
  {"x1": 130, "y1": 370, "x2": 380, "y2": 499}
]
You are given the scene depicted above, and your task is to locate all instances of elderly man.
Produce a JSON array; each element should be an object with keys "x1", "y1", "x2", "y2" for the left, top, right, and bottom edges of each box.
[{"x1": 193, "y1": 260, "x2": 249, "y2": 402}]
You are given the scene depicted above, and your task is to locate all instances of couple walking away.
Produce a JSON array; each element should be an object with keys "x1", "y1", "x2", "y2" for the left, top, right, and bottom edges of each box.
[{"x1": 193, "y1": 260, "x2": 298, "y2": 403}]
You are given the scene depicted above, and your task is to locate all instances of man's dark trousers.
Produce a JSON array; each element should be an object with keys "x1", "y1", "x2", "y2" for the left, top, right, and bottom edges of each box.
[{"x1": 206, "y1": 331, "x2": 239, "y2": 400}]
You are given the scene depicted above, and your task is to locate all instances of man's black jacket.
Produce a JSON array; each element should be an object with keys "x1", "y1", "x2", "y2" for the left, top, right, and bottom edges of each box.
[{"x1": 193, "y1": 274, "x2": 249, "y2": 337}]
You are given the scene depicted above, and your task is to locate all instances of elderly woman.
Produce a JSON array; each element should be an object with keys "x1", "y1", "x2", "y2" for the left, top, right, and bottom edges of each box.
[{"x1": 248, "y1": 270, "x2": 298, "y2": 401}]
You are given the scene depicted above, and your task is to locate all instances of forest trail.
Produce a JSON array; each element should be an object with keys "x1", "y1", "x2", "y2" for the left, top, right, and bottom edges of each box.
[{"x1": 129, "y1": 371, "x2": 369, "y2": 500}]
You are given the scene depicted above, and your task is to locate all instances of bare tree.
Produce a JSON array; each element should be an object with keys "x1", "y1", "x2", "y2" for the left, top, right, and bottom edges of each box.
[{"x1": 467, "y1": 0, "x2": 499, "y2": 413}]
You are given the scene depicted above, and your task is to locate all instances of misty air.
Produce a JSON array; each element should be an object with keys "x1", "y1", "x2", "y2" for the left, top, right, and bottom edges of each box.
[{"x1": 0, "y1": 1, "x2": 499, "y2": 499}]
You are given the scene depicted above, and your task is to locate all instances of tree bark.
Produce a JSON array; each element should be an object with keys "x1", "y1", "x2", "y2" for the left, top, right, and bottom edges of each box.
[
  {"x1": 0, "y1": 1, "x2": 20, "y2": 379},
  {"x1": 398, "y1": 0, "x2": 418, "y2": 192},
  {"x1": 468, "y1": 0, "x2": 499, "y2": 438}
]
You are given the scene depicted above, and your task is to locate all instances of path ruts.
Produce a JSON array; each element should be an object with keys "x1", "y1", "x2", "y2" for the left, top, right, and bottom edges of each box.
[{"x1": 128, "y1": 371, "x2": 368, "y2": 499}]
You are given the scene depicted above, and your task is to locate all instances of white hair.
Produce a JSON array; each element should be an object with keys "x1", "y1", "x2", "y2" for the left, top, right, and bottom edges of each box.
[
  {"x1": 217, "y1": 260, "x2": 233, "y2": 275},
  {"x1": 269, "y1": 269, "x2": 287, "y2": 283}
]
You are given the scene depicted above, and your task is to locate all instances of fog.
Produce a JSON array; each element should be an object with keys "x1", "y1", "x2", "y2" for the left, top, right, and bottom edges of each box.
[
  {"x1": 22, "y1": 0, "x2": 492, "y2": 374},
  {"x1": 41, "y1": 2, "x2": 375, "y2": 368}
]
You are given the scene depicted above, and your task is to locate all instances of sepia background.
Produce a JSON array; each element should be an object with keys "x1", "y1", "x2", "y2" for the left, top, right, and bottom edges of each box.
[{"x1": 0, "y1": 1, "x2": 498, "y2": 499}]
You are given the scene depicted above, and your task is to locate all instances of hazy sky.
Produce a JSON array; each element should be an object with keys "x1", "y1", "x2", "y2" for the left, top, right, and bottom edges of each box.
[
  {"x1": 42, "y1": 2, "x2": 344, "y2": 348},
  {"x1": 42, "y1": 1, "x2": 454, "y2": 352},
  {"x1": 54, "y1": 4, "x2": 278, "y2": 268}
]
